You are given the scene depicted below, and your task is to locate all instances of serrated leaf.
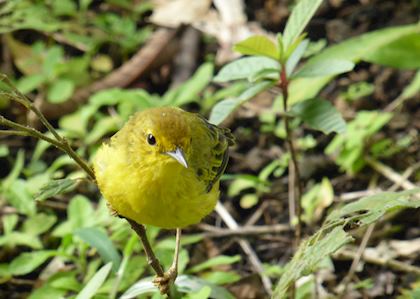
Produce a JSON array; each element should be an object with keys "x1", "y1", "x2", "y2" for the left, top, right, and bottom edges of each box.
[
  {"x1": 291, "y1": 98, "x2": 346, "y2": 134},
  {"x1": 293, "y1": 59, "x2": 355, "y2": 78},
  {"x1": 47, "y1": 79, "x2": 74, "y2": 103},
  {"x1": 209, "y1": 81, "x2": 273, "y2": 125},
  {"x1": 75, "y1": 227, "x2": 121, "y2": 272},
  {"x1": 274, "y1": 227, "x2": 352, "y2": 297},
  {"x1": 282, "y1": 0, "x2": 323, "y2": 51},
  {"x1": 327, "y1": 188, "x2": 420, "y2": 225},
  {"x1": 75, "y1": 262, "x2": 113, "y2": 299},
  {"x1": 36, "y1": 178, "x2": 78, "y2": 202},
  {"x1": 234, "y1": 35, "x2": 279, "y2": 60},
  {"x1": 213, "y1": 57, "x2": 280, "y2": 83}
]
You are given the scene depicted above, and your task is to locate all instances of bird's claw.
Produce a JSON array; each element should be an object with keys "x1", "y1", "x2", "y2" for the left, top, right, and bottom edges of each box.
[{"x1": 153, "y1": 267, "x2": 178, "y2": 295}]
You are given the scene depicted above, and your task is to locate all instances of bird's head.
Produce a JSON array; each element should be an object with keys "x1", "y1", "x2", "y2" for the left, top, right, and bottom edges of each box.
[{"x1": 131, "y1": 107, "x2": 192, "y2": 168}]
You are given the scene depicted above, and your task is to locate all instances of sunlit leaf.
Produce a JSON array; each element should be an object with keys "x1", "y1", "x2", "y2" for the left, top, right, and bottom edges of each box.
[{"x1": 234, "y1": 35, "x2": 279, "y2": 60}]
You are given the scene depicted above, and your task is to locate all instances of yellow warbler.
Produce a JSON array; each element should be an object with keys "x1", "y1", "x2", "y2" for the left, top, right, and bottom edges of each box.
[{"x1": 93, "y1": 106, "x2": 234, "y2": 229}]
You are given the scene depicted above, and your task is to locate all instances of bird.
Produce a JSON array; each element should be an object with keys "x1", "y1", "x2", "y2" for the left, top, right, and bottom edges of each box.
[{"x1": 93, "y1": 106, "x2": 234, "y2": 293}]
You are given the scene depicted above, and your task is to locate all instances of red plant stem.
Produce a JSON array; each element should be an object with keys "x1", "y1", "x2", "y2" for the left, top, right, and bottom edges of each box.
[{"x1": 279, "y1": 66, "x2": 303, "y2": 244}]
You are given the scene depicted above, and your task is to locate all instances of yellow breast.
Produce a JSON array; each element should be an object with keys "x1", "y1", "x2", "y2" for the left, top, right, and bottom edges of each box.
[{"x1": 93, "y1": 142, "x2": 219, "y2": 229}]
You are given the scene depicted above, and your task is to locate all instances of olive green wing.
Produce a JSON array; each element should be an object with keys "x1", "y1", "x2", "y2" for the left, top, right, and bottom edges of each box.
[{"x1": 190, "y1": 114, "x2": 234, "y2": 193}]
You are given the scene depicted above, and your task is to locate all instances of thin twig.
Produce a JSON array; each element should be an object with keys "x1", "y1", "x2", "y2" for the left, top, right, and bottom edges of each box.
[
  {"x1": 199, "y1": 223, "x2": 291, "y2": 238},
  {"x1": 365, "y1": 156, "x2": 419, "y2": 192},
  {"x1": 340, "y1": 223, "x2": 375, "y2": 297},
  {"x1": 215, "y1": 201, "x2": 273, "y2": 296},
  {"x1": 125, "y1": 218, "x2": 165, "y2": 277},
  {"x1": 334, "y1": 248, "x2": 420, "y2": 275}
]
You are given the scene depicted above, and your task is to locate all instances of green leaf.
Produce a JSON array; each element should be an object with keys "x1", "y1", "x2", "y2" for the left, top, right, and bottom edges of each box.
[
  {"x1": 363, "y1": 33, "x2": 420, "y2": 69},
  {"x1": 75, "y1": 227, "x2": 121, "y2": 272},
  {"x1": 23, "y1": 213, "x2": 57, "y2": 235},
  {"x1": 286, "y1": 39, "x2": 309, "y2": 76},
  {"x1": 163, "y1": 62, "x2": 213, "y2": 106},
  {"x1": 0, "y1": 232, "x2": 42, "y2": 249},
  {"x1": 399, "y1": 70, "x2": 420, "y2": 100},
  {"x1": 291, "y1": 98, "x2": 346, "y2": 134},
  {"x1": 35, "y1": 178, "x2": 78, "y2": 202},
  {"x1": 47, "y1": 79, "x2": 74, "y2": 103},
  {"x1": 209, "y1": 81, "x2": 273, "y2": 125},
  {"x1": 188, "y1": 255, "x2": 241, "y2": 273},
  {"x1": 201, "y1": 271, "x2": 241, "y2": 285},
  {"x1": 234, "y1": 35, "x2": 279, "y2": 60},
  {"x1": 213, "y1": 57, "x2": 280, "y2": 83},
  {"x1": 4, "y1": 179, "x2": 36, "y2": 215},
  {"x1": 176, "y1": 275, "x2": 235, "y2": 299},
  {"x1": 75, "y1": 262, "x2": 113, "y2": 299},
  {"x1": 9, "y1": 251, "x2": 56, "y2": 276},
  {"x1": 282, "y1": 0, "x2": 323, "y2": 52},
  {"x1": 288, "y1": 24, "x2": 420, "y2": 105},
  {"x1": 16, "y1": 74, "x2": 45, "y2": 94},
  {"x1": 293, "y1": 59, "x2": 355, "y2": 78},
  {"x1": 273, "y1": 227, "x2": 352, "y2": 297},
  {"x1": 184, "y1": 286, "x2": 212, "y2": 299},
  {"x1": 120, "y1": 277, "x2": 157, "y2": 298},
  {"x1": 2, "y1": 214, "x2": 18, "y2": 234},
  {"x1": 327, "y1": 188, "x2": 420, "y2": 225}
]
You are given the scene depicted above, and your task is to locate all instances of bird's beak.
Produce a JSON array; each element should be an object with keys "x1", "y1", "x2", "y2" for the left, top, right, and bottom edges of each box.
[{"x1": 165, "y1": 147, "x2": 188, "y2": 168}]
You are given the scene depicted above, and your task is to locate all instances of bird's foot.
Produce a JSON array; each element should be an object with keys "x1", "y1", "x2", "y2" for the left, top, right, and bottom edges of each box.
[{"x1": 153, "y1": 266, "x2": 178, "y2": 295}]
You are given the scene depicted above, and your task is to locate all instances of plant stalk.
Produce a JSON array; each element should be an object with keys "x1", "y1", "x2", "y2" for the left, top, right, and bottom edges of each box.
[{"x1": 279, "y1": 66, "x2": 303, "y2": 244}]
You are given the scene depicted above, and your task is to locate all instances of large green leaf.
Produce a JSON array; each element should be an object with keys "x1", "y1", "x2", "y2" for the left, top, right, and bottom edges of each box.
[
  {"x1": 234, "y1": 35, "x2": 279, "y2": 60},
  {"x1": 75, "y1": 227, "x2": 121, "y2": 272},
  {"x1": 293, "y1": 59, "x2": 354, "y2": 78},
  {"x1": 363, "y1": 33, "x2": 420, "y2": 69},
  {"x1": 288, "y1": 24, "x2": 420, "y2": 105},
  {"x1": 282, "y1": 0, "x2": 323, "y2": 52},
  {"x1": 291, "y1": 98, "x2": 346, "y2": 134},
  {"x1": 213, "y1": 57, "x2": 280, "y2": 83}
]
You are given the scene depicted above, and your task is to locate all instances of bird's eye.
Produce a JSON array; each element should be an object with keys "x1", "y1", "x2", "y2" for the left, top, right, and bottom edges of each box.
[{"x1": 147, "y1": 134, "x2": 156, "y2": 145}]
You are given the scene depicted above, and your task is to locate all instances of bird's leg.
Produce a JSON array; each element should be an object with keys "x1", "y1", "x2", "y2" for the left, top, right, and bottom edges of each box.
[{"x1": 153, "y1": 228, "x2": 182, "y2": 294}]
